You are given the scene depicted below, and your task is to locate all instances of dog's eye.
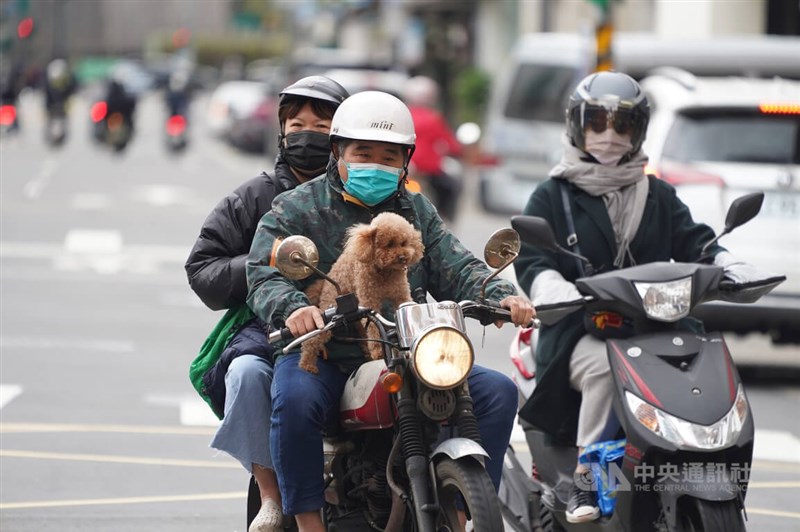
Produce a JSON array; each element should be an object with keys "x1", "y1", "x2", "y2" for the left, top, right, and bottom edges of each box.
[
  {"x1": 401, "y1": 240, "x2": 407, "y2": 246},
  {"x1": 388, "y1": 239, "x2": 396, "y2": 247}
]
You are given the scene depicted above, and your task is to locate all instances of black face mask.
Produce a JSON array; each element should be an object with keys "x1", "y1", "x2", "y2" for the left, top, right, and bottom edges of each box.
[{"x1": 281, "y1": 131, "x2": 331, "y2": 174}]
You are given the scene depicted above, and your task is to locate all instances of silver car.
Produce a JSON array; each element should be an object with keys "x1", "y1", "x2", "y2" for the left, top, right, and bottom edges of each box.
[{"x1": 640, "y1": 71, "x2": 800, "y2": 343}]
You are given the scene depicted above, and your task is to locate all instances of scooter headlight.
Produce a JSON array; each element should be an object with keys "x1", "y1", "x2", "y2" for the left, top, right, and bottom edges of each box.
[
  {"x1": 411, "y1": 326, "x2": 474, "y2": 389},
  {"x1": 633, "y1": 276, "x2": 692, "y2": 322},
  {"x1": 625, "y1": 385, "x2": 748, "y2": 450}
]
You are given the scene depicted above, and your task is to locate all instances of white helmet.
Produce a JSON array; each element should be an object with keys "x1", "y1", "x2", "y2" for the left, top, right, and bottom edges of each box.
[{"x1": 330, "y1": 91, "x2": 416, "y2": 146}]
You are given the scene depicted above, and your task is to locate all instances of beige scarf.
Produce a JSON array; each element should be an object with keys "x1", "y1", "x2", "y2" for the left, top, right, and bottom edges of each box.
[{"x1": 550, "y1": 135, "x2": 649, "y2": 267}]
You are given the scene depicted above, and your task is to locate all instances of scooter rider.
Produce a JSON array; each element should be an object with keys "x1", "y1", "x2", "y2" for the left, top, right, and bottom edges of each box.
[
  {"x1": 513, "y1": 71, "x2": 776, "y2": 524},
  {"x1": 185, "y1": 75, "x2": 350, "y2": 532},
  {"x1": 44, "y1": 58, "x2": 77, "y2": 115},
  {"x1": 246, "y1": 90, "x2": 534, "y2": 532}
]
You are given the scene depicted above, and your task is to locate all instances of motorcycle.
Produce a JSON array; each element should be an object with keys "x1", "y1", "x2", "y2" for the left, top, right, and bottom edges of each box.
[
  {"x1": 0, "y1": 101, "x2": 18, "y2": 136},
  {"x1": 90, "y1": 99, "x2": 134, "y2": 153},
  {"x1": 164, "y1": 113, "x2": 188, "y2": 153},
  {"x1": 499, "y1": 192, "x2": 785, "y2": 532},
  {"x1": 250, "y1": 228, "x2": 534, "y2": 531},
  {"x1": 45, "y1": 101, "x2": 68, "y2": 147}
]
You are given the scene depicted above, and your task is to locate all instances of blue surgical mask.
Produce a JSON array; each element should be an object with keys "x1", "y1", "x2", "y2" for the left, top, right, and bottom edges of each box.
[{"x1": 342, "y1": 162, "x2": 402, "y2": 206}]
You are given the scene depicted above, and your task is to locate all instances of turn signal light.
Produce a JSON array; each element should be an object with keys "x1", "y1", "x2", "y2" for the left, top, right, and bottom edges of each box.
[
  {"x1": 759, "y1": 103, "x2": 800, "y2": 115},
  {"x1": 380, "y1": 371, "x2": 403, "y2": 393}
]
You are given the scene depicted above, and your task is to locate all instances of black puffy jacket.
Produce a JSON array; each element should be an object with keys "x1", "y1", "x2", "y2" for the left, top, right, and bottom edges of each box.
[{"x1": 185, "y1": 159, "x2": 301, "y2": 310}]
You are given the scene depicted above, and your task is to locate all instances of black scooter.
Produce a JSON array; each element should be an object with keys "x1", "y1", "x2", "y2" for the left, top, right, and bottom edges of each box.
[{"x1": 500, "y1": 192, "x2": 784, "y2": 532}]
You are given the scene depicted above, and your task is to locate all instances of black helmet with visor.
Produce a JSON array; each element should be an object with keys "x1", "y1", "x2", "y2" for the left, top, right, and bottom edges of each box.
[{"x1": 566, "y1": 71, "x2": 650, "y2": 158}]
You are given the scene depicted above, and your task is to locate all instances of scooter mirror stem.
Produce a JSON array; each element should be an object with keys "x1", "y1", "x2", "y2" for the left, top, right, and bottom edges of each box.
[{"x1": 478, "y1": 251, "x2": 518, "y2": 302}]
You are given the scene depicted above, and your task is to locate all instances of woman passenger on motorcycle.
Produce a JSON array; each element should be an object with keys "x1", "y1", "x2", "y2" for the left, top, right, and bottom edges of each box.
[
  {"x1": 514, "y1": 71, "x2": 773, "y2": 524},
  {"x1": 246, "y1": 90, "x2": 535, "y2": 532},
  {"x1": 185, "y1": 76, "x2": 350, "y2": 532}
]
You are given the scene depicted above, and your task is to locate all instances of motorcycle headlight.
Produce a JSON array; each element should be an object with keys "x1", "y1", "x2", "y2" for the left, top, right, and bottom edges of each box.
[
  {"x1": 633, "y1": 276, "x2": 692, "y2": 322},
  {"x1": 625, "y1": 385, "x2": 748, "y2": 450},
  {"x1": 411, "y1": 326, "x2": 474, "y2": 390}
]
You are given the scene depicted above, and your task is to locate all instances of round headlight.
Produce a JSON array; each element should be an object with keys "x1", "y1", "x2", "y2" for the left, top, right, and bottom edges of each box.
[{"x1": 412, "y1": 326, "x2": 474, "y2": 389}]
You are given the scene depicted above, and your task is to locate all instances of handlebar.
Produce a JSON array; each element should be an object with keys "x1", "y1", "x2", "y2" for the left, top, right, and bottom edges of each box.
[{"x1": 459, "y1": 301, "x2": 540, "y2": 329}]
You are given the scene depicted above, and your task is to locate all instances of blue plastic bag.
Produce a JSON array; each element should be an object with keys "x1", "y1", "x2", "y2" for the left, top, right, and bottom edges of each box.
[{"x1": 579, "y1": 438, "x2": 627, "y2": 516}]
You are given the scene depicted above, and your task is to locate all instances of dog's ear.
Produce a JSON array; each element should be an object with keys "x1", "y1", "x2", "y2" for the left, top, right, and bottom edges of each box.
[{"x1": 346, "y1": 223, "x2": 376, "y2": 264}]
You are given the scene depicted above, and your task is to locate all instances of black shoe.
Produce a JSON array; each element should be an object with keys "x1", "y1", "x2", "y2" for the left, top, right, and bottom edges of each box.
[{"x1": 566, "y1": 482, "x2": 600, "y2": 524}]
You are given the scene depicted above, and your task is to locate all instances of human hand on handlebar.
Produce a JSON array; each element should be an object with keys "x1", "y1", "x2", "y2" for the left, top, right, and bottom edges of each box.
[
  {"x1": 286, "y1": 306, "x2": 325, "y2": 337},
  {"x1": 497, "y1": 295, "x2": 536, "y2": 328}
]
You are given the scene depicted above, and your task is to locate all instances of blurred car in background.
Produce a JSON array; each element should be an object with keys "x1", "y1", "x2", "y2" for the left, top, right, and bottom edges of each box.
[
  {"x1": 322, "y1": 68, "x2": 409, "y2": 97},
  {"x1": 206, "y1": 80, "x2": 276, "y2": 154},
  {"x1": 109, "y1": 59, "x2": 156, "y2": 97},
  {"x1": 640, "y1": 70, "x2": 800, "y2": 343}
]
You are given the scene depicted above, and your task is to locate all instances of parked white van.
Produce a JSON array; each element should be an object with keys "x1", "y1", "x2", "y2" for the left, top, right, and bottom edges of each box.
[{"x1": 479, "y1": 32, "x2": 800, "y2": 213}]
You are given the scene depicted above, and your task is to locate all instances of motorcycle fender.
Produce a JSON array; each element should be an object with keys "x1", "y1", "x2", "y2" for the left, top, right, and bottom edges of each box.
[
  {"x1": 431, "y1": 437, "x2": 489, "y2": 463},
  {"x1": 657, "y1": 475, "x2": 741, "y2": 530}
]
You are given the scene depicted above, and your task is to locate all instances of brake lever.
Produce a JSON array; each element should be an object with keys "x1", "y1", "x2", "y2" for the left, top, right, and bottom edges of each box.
[{"x1": 282, "y1": 321, "x2": 338, "y2": 353}]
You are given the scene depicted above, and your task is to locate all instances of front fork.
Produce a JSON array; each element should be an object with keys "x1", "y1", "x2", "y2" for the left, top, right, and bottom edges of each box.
[{"x1": 394, "y1": 372, "x2": 482, "y2": 532}]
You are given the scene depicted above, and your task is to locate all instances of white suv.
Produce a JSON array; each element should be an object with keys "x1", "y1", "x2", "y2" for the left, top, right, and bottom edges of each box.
[{"x1": 640, "y1": 70, "x2": 800, "y2": 343}]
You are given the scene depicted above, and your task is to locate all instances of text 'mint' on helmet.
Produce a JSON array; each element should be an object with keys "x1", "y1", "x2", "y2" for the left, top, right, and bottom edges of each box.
[{"x1": 566, "y1": 71, "x2": 650, "y2": 158}]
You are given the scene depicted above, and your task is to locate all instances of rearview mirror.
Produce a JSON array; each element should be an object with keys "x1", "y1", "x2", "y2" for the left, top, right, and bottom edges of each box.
[
  {"x1": 510, "y1": 216, "x2": 559, "y2": 251},
  {"x1": 274, "y1": 236, "x2": 320, "y2": 280},
  {"x1": 724, "y1": 192, "x2": 764, "y2": 232}
]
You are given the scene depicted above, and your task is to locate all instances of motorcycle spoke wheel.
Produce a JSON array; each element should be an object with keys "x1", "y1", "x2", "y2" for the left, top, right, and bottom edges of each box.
[{"x1": 434, "y1": 458, "x2": 504, "y2": 532}]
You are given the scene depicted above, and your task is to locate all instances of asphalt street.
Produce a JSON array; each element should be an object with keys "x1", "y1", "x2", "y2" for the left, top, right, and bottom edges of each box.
[{"x1": 1, "y1": 89, "x2": 798, "y2": 531}]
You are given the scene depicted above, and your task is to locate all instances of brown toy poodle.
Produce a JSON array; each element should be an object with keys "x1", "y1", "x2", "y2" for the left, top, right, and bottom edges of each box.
[{"x1": 299, "y1": 212, "x2": 425, "y2": 373}]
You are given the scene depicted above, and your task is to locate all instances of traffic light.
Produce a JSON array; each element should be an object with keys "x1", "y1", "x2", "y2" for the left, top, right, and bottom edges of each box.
[{"x1": 17, "y1": 17, "x2": 34, "y2": 39}]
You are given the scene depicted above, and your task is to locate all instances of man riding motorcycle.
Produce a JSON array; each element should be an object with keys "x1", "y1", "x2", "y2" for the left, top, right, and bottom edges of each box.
[{"x1": 245, "y1": 90, "x2": 534, "y2": 532}]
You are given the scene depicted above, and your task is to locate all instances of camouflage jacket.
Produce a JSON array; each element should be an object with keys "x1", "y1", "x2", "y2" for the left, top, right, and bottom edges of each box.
[{"x1": 246, "y1": 160, "x2": 517, "y2": 367}]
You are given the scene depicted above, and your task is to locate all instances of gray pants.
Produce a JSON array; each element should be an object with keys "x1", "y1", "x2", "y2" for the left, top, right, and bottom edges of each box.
[
  {"x1": 569, "y1": 335, "x2": 620, "y2": 448},
  {"x1": 210, "y1": 354, "x2": 274, "y2": 473}
]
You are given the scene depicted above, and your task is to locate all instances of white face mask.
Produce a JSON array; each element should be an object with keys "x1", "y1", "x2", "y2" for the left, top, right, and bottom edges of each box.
[{"x1": 584, "y1": 129, "x2": 633, "y2": 166}]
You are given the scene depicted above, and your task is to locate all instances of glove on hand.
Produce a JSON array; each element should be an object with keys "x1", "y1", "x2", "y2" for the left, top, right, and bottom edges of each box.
[
  {"x1": 713, "y1": 251, "x2": 782, "y2": 303},
  {"x1": 531, "y1": 269, "x2": 582, "y2": 307}
]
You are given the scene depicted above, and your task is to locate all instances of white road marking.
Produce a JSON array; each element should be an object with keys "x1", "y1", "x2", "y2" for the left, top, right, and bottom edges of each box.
[
  {"x1": 23, "y1": 157, "x2": 58, "y2": 199},
  {"x1": 145, "y1": 394, "x2": 221, "y2": 427},
  {"x1": 0, "y1": 337, "x2": 135, "y2": 353},
  {"x1": 0, "y1": 240, "x2": 189, "y2": 276},
  {"x1": 0, "y1": 384, "x2": 22, "y2": 409},
  {"x1": 70, "y1": 193, "x2": 112, "y2": 211},
  {"x1": 64, "y1": 229, "x2": 123, "y2": 254}
]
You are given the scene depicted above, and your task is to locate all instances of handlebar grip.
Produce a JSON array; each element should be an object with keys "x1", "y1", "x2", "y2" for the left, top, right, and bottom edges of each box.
[{"x1": 268, "y1": 327, "x2": 294, "y2": 344}]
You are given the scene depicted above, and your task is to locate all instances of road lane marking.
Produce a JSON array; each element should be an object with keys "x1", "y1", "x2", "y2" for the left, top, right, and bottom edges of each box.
[
  {"x1": 0, "y1": 491, "x2": 248, "y2": 510},
  {"x1": 0, "y1": 384, "x2": 22, "y2": 409},
  {"x1": 0, "y1": 449, "x2": 238, "y2": 468},
  {"x1": 0, "y1": 422, "x2": 215, "y2": 435},
  {"x1": 0, "y1": 337, "x2": 135, "y2": 353},
  {"x1": 747, "y1": 508, "x2": 800, "y2": 519},
  {"x1": 748, "y1": 481, "x2": 800, "y2": 488},
  {"x1": 23, "y1": 157, "x2": 58, "y2": 199}
]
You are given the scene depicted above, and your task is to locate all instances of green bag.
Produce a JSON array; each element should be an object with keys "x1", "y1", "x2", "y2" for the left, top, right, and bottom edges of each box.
[{"x1": 189, "y1": 305, "x2": 255, "y2": 418}]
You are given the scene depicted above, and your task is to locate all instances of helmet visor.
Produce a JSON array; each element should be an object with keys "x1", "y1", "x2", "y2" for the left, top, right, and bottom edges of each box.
[{"x1": 582, "y1": 105, "x2": 639, "y2": 136}]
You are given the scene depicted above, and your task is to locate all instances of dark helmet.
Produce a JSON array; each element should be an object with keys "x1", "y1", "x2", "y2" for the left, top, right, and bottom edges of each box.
[
  {"x1": 566, "y1": 71, "x2": 650, "y2": 156},
  {"x1": 278, "y1": 75, "x2": 349, "y2": 110}
]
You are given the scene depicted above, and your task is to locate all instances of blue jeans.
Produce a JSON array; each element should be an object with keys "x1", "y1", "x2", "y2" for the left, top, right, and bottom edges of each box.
[
  {"x1": 210, "y1": 354, "x2": 274, "y2": 472},
  {"x1": 271, "y1": 353, "x2": 518, "y2": 515}
]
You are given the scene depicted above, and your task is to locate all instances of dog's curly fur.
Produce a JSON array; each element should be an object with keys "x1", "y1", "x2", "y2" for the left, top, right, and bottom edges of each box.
[{"x1": 299, "y1": 212, "x2": 424, "y2": 373}]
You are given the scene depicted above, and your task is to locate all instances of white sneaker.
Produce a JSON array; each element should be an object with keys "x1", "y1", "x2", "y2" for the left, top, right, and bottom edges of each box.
[{"x1": 249, "y1": 498, "x2": 283, "y2": 532}]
